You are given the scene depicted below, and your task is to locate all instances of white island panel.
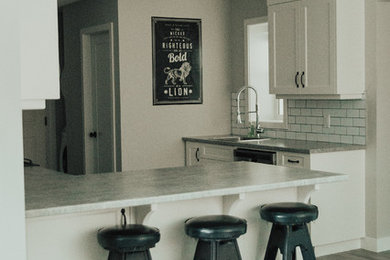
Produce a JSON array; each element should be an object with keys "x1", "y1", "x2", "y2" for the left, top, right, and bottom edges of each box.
[{"x1": 25, "y1": 162, "x2": 346, "y2": 260}]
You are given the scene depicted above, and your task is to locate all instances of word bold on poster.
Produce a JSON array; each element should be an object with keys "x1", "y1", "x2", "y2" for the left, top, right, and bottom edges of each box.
[{"x1": 152, "y1": 17, "x2": 202, "y2": 105}]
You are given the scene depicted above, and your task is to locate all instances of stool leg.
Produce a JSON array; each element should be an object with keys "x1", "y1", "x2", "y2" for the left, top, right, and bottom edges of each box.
[
  {"x1": 216, "y1": 239, "x2": 242, "y2": 260},
  {"x1": 125, "y1": 250, "x2": 153, "y2": 260},
  {"x1": 194, "y1": 240, "x2": 217, "y2": 260},
  {"x1": 108, "y1": 251, "x2": 123, "y2": 260},
  {"x1": 264, "y1": 224, "x2": 282, "y2": 260},
  {"x1": 194, "y1": 239, "x2": 242, "y2": 260},
  {"x1": 296, "y1": 225, "x2": 315, "y2": 260},
  {"x1": 281, "y1": 226, "x2": 296, "y2": 260}
]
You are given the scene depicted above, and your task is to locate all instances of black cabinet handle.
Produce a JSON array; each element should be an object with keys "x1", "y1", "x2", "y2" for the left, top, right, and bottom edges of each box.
[
  {"x1": 195, "y1": 148, "x2": 200, "y2": 162},
  {"x1": 287, "y1": 159, "x2": 300, "y2": 164},
  {"x1": 295, "y1": 72, "x2": 299, "y2": 88},
  {"x1": 89, "y1": 131, "x2": 97, "y2": 138},
  {"x1": 301, "y1": 71, "x2": 305, "y2": 88}
]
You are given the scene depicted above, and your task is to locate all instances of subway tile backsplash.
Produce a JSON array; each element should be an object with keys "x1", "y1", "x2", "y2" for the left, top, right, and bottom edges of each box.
[{"x1": 231, "y1": 94, "x2": 366, "y2": 145}]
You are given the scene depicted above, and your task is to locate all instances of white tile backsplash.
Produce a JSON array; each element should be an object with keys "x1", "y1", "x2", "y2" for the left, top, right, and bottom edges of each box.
[{"x1": 232, "y1": 94, "x2": 366, "y2": 145}]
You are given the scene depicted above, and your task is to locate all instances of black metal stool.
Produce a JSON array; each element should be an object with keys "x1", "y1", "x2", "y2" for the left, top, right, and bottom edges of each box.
[
  {"x1": 185, "y1": 215, "x2": 247, "y2": 260},
  {"x1": 260, "y1": 202, "x2": 318, "y2": 260},
  {"x1": 97, "y1": 209, "x2": 160, "y2": 260}
]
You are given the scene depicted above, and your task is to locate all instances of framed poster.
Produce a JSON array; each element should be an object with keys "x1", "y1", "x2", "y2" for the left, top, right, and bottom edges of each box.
[{"x1": 152, "y1": 17, "x2": 202, "y2": 105}]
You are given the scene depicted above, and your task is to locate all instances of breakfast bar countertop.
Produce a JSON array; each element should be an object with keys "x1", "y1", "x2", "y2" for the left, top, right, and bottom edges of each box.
[
  {"x1": 182, "y1": 135, "x2": 366, "y2": 154},
  {"x1": 24, "y1": 162, "x2": 347, "y2": 218}
]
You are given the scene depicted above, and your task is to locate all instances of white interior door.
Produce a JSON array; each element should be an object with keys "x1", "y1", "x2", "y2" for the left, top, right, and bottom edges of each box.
[{"x1": 82, "y1": 24, "x2": 116, "y2": 174}]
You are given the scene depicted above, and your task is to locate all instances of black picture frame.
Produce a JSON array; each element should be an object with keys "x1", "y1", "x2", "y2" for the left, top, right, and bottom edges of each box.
[{"x1": 152, "y1": 17, "x2": 202, "y2": 105}]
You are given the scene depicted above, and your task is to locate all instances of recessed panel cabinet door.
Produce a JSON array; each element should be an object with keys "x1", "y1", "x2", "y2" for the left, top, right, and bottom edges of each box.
[
  {"x1": 20, "y1": 0, "x2": 60, "y2": 109},
  {"x1": 300, "y1": 0, "x2": 336, "y2": 95},
  {"x1": 268, "y1": 1, "x2": 300, "y2": 95},
  {"x1": 186, "y1": 142, "x2": 202, "y2": 166}
]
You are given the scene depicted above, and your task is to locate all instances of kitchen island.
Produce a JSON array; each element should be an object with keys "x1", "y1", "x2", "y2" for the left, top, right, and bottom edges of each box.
[{"x1": 25, "y1": 162, "x2": 346, "y2": 260}]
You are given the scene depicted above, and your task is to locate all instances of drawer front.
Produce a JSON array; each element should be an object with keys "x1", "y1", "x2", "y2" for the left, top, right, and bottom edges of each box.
[
  {"x1": 201, "y1": 144, "x2": 234, "y2": 161},
  {"x1": 278, "y1": 152, "x2": 310, "y2": 169}
]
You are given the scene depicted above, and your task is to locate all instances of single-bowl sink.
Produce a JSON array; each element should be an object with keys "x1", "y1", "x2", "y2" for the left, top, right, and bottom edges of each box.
[
  {"x1": 209, "y1": 136, "x2": 269, "y2": 142},
  {"x1": 209, "y1": 136, "x2": 241, "y2": 141},
  {"x1": 235, "y1": 137, "x2": 270, "y2": 143}
]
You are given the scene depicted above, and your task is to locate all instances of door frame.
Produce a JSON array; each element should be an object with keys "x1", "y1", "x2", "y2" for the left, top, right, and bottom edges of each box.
[{"x1": 81, "y1": 23, "x2": 116, "y2": 173}]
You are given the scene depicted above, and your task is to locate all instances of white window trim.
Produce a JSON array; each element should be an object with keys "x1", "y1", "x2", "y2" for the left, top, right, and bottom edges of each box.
[{"x1": 244, "y1": 17, "x2": 288, "y2": 129}]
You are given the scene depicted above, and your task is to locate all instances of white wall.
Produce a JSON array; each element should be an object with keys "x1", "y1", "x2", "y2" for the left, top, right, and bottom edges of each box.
[
  {"x1": 118, "y1": 0, "x2": 233, "y2": 170},
  {"x1": 0, "y1": 0, "x2": 26, "y2": 258},
  {"x1": 364, "y1": 0, "x2": 390, "y2": 251}
]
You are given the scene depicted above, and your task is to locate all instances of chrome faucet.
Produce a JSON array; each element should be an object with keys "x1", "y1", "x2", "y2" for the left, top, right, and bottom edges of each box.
[{"x1": 236, "y1": 86, "x2": 263, "y2": 136}]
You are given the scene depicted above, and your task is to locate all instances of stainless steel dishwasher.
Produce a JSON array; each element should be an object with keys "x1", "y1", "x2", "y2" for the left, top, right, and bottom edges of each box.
[{"x1": 233, "y1": 148, "x2": 276, "y2": 165}]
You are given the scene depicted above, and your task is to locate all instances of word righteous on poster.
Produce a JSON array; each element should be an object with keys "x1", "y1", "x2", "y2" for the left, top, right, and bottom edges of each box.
[{"x1": 152, "y1": 17, "x2": 202, "y2": 105}]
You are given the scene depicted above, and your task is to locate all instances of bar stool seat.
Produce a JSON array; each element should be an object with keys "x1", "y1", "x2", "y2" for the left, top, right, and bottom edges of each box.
[
  {"x1": 185, "y1": 215, "x2": 247, "y2": 240},
  {"x1": 185, "y1": 215, "x2": 247, "y2": 260},
  {"x1": 260, "y1": 202, "x2": 318, "y2": 260},
  {"x1": 98, "y1": 224, "x2": 160, "y2": 260},
  {"x1": 260, "y1": 202, "x2": 318, "y2": 225}
]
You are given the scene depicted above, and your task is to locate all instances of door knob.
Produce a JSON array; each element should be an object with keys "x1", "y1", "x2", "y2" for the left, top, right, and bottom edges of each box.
[{"x1": 89, "y1": 131, "x2": 97, "y2": 138}]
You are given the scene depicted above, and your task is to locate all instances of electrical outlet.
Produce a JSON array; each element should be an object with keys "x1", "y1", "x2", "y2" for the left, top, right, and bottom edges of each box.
[{"x1": 324, "y1": 114, "x2": 331, "y2": 128}]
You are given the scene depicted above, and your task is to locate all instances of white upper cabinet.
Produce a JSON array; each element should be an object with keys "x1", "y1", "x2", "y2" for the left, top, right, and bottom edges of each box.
[
  {"x1": 20, "y1": 0, "x2": 60, "y2": 109},
  {"x1": 268, "y1": 0, "x2": 365, "y2": 99}
]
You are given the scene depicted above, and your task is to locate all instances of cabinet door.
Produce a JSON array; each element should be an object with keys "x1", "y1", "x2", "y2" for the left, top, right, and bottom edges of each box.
[
  {"x1": 185, "y1": 142, "x2": 202, "y2": 166},
  {"x1": 299, "y1": 0, "x2": 336, "y2": 95},
  {"x1": 310, "y1": 151, "x2": 365, "y2": 248},
  {"x1": 268, "y1": 1, "x2": 301, "y2": 95},
  {"x1": 21, "y1": 0, "x2": 60, "y2": 109}
]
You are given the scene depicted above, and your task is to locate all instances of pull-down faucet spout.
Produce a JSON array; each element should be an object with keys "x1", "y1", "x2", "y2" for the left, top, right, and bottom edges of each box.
[{"x1": 236, "y1": 86, "x2": 262, "y2": 135}]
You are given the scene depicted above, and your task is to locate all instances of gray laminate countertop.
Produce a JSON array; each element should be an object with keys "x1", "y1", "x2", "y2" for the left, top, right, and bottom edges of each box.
[
  {"x1": 182, "y1": 135, "x2": 365, "y2": 154},
  {"x1": 25, "y1": 162, "x2": 346, "y2": 218}
]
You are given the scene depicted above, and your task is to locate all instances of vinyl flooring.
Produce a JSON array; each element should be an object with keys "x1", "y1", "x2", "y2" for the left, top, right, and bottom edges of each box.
[{"x1": 317, "y1": 249, "x2": 390, "y2": 260}]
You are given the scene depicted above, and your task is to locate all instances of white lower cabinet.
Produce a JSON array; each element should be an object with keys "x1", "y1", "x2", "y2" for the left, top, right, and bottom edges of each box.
[
  {"x1": 278, "y1": 150, "x2": 365, "y2": 255},
  {"x1": 185, "y1": 142, "x2": 234, "y2": 166}
]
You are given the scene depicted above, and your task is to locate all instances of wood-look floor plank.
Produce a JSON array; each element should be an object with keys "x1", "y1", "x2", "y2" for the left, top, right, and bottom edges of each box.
[{"x1": 318, "y1": 249, "x2": 390, "y2": 260}]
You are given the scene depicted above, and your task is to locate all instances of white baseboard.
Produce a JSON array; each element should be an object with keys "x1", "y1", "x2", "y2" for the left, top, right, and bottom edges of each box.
[
  {"x1": 314, "y1": 239, "x2": 362, "y2": 257},
  {"x1": 313, "y1": 236, "x2": 390, "y2": 256},
  {"x1": 362, "y1": 236, "x2": 390, "y2": 252}
]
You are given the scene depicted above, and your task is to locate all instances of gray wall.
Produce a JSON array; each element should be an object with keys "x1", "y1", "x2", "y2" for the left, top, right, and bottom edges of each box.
[
  {"x1": 62, "y1": 0, "x2": 121, "y2": 174},
  {"x1": 230, "y1": 0, "x2": 268, "y2": 92},
  {"x1": 117, "y1": 0, "x2": 233, "y2": 170}
]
